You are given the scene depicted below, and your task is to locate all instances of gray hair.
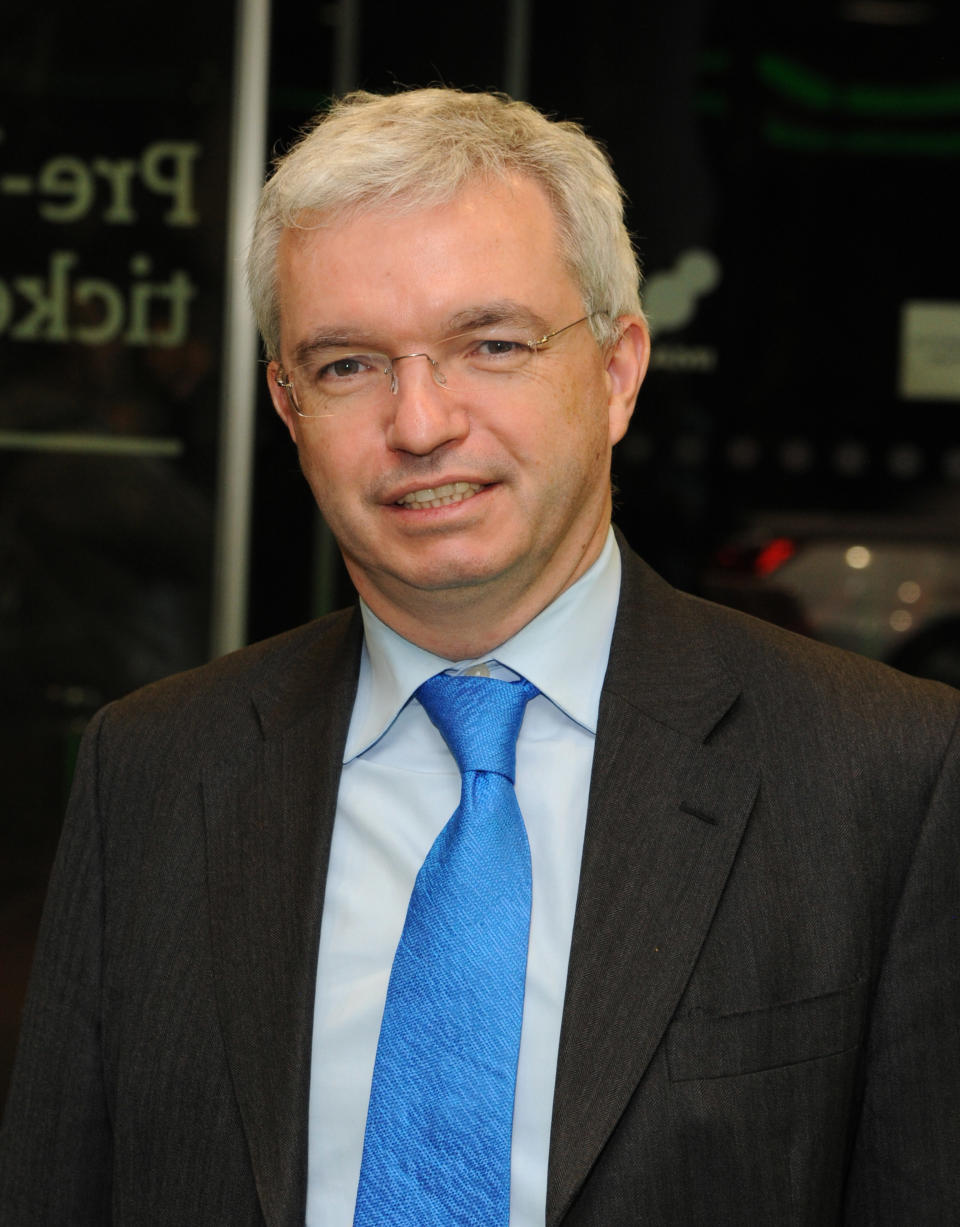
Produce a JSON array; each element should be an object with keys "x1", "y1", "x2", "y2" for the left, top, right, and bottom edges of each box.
[{"x1": 248, "y1": 87, "x2": 643, "y2": 360}]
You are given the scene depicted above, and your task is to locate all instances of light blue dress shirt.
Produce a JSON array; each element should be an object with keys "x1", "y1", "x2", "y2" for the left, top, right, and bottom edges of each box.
[{"x1": 306, "y1": 529, "x2": 621, "y2": 1226}]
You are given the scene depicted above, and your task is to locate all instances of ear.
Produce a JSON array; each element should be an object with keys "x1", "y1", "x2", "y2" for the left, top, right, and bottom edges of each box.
[
  {"x1": 605, "y1": 315, "x2": 650, "y2": 446},
  {"x1": 267, "y1": 360, "x2": 299, "y2": 444}
]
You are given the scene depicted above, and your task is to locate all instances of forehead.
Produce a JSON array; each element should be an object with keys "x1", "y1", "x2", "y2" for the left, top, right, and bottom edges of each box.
[{"x1": 274, "y1": 176, "x2": 583, "y2": 351}]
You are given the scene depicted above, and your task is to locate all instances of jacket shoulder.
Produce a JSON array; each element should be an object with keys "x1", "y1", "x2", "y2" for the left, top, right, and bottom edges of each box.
[
  {"x1": 86, "y1": 607, "x2": 361, "y2": 773},
  {"x1": 687, "y1": 585, "x2": 960, "y2": 723},
  {"x1": 614, "y1": 540, "x2": 960, "y2": 753}
]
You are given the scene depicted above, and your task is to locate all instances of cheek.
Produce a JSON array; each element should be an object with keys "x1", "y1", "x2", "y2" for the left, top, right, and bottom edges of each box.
[
  {"x1": 296, "y1": 424, "x2": 363, "y2": 485},
  {"x1": 555, "y1": 394, "x2": 614, "y2": 467},
  {"x1": 294, "y1": 436, "x2": 349, "y2": 512}
]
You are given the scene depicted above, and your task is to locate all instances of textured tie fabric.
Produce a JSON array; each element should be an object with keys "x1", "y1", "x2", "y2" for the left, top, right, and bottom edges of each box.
[{"x1": 353, "y1": 671, "x2": 539, "y2": 1227}]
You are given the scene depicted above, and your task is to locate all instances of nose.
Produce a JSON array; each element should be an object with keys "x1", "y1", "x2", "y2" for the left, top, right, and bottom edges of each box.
[{"x1": 384, "y1": 354, "x2": 469, "y2": 455}]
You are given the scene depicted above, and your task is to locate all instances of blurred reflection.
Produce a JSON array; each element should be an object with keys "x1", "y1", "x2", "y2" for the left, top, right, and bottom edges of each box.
[{"x1": 703, "y1": 495, "x2": 960, "y2": 689}]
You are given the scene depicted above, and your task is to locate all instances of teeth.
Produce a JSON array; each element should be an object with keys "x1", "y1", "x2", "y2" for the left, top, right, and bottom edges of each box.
[{"x1": 398, "y1": 481, "x2": 483, "y2": 509}]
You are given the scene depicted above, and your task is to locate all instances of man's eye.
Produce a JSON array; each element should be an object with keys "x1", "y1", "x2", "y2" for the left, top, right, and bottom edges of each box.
[
  {"x1": 466, "y1": 337, "x2": 535, "y2": 366},
  {"x1": 477, "y1": 339, "x2": 522, "y2": 356},
  {"x1": 319, "y1": 356, "x2": 370, "y2": 380}
]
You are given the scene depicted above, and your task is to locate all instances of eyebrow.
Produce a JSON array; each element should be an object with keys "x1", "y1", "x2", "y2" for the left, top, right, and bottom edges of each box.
[
  {"x1": 290, "y1": 330, "x2": 380, "y2": 368},
  {"x1": 444, "y1": 301, "x2": 552, "y2": 336},
  {"x1": 288, "y1": 301, "x2": 554, "y2": 367}
]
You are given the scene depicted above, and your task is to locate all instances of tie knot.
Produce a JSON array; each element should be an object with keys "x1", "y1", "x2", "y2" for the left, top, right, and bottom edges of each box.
[{"x1": 416, "y1": 673, "x2": 538, "y2": 781}]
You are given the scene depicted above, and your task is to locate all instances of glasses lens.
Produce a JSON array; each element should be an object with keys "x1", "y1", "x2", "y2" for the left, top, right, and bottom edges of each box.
[
  {"x1": 280, "y1": 318, "x2": 591, "y2": 416},
  {"x1": 438, "y1": 330, "x2": 534, "y2": 375},
  {"x1": 286, "y1": 351, "x2": 391, "y2": 417}
]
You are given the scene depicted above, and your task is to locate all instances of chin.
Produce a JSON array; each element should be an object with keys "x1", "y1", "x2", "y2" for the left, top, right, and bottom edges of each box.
[
  {"x1": 390, "y1": 543, "x2": 524, "y2": 595},
  {"x1": 403, "y1": 561, "x2": 504, "y2": 593}
]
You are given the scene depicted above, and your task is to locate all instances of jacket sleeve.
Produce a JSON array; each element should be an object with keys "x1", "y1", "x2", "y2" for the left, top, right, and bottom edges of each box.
[
  {"x1": 843, "y1": 707, "x2": 960, "y2": 1223},
  {"x1": 0, "y1": 706, "x2": 113, "y2": 1223}
]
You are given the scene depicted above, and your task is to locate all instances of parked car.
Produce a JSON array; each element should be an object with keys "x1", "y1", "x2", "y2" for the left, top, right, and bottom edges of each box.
[{"x1": 702, "y1": 505, "x2": 960, "y2": 689}]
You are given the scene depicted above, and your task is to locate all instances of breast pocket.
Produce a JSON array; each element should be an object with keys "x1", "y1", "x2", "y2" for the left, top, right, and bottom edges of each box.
[{"x1": 667, "y1": 979, "x2": 868, "y2": 1082}]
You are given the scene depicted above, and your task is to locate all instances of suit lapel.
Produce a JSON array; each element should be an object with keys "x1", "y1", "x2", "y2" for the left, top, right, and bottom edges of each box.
[
  {"x1": 203, "y1": 610, "x2": 362, "y2": 1227},
  {"x1": 547, "y1": 548, "x2": 760, "y2": 1223}
]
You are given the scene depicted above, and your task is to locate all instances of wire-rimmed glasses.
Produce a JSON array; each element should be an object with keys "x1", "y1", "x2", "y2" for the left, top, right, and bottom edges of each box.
[{"x1": 275, "y1": 314, "x2": 597, "y2": 419}]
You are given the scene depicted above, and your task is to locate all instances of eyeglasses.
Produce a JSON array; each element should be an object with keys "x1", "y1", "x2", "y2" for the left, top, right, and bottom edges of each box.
[{"x1": 275, "y1": 313, "x2": 597, "y2": 419}]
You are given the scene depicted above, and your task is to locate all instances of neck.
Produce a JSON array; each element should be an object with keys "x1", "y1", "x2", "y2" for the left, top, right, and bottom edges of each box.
[
  {"x1": 360, "y1": 590, "x2": 548, "y2": 661},
  {"x1": 349, "y1": 525, "x2": 610, "y2": 661}
]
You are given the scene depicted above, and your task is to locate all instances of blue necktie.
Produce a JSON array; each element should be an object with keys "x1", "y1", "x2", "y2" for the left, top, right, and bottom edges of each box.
[{"x1": 353, "y1": 671, "x2": 539, "y2": 1227}]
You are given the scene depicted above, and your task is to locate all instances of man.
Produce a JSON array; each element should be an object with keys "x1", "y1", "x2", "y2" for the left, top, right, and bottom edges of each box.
[{"x1": 1, "y1": 87, "x2": 958, "y2": 1226}]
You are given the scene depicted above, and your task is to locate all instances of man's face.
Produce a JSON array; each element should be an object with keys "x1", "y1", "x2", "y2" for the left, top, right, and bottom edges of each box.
[{"x1": 268, "y1": 175, "x2": 646, "y2": 648}]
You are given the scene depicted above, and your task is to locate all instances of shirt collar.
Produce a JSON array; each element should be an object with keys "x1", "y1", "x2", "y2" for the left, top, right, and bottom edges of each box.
[{"x1": 344, "y1": 527, "x2": 621, "y2": 762}]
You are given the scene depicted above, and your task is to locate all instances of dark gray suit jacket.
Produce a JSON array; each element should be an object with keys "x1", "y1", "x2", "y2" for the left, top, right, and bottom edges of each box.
[{"x1": 2, "y1": 544, "x2": 959, "y2": 1224}]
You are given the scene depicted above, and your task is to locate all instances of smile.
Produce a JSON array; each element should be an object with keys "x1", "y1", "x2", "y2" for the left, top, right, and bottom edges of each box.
[{"x1": 396, "y1": 481, "x2": 484, "y2": 509}]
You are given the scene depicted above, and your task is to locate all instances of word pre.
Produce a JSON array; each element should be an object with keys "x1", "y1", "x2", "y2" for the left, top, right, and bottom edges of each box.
[{"x1": 1, "y1": 141, "x2": 201, "y2": 227}]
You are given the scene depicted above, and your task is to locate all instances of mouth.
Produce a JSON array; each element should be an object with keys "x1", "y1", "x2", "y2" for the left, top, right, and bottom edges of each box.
[{"x1": 395, "y1": 481, "x2": 485, "y2": 509}]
